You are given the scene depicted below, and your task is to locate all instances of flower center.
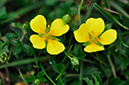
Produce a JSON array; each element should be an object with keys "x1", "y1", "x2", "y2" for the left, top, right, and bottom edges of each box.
[
  {"x1": 39, "y1": 25, "x2": 58, "y2": 41},
  {"x1": 88, "y1": 31, "x2": 99, "y2": 43}
]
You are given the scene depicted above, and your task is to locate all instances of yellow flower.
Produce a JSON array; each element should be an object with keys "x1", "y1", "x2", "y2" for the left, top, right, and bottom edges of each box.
[
  {"x1": 30, "y1": 15, "x2": 69, "y2": 55},
  {"x1": 74, "y1": 18, "x2": 117, "y2": 53}
]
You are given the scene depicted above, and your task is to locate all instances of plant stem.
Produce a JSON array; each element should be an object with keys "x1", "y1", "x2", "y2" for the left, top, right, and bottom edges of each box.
[
  {"x1": 61, "y1": 45, "x2": 73, "y2": 64},
  {"x1": 18, "y1": 69, "x2": 29, "y2": 85},
  {"x1": 80, "y1": 60, "x2": 83, "y2": 85},
  {"x1": 20, "y1": 30, "x2": 26, "y2": 42},
  {"x1": 95, "y1": 53, "x2": 109, "y2": 79},
  {"x1": 107, "y1": 52, "x2": 117, "y2": 78},
  {"x1": 83, "y1": 58, "x2": 96, "y2": 64},
  {"x1": 93, "y1": 3, "x2": 129, "y2": 30},
  {"x1": 56, "y1": 61, "x2": 70, "y2": 80},
  {"x1": 79, "y1": 0, "x2": 84, "y2": 10},
  {"x1": 0, "y1": 56, "x2": 50, "y2": 69},
  {"x1": 67, "y1": 74, "x2": 80, "y2": 77},
  {"x1": 78, "y1": 0, "x2": 84, "y2": 84},
  {"x1": 0, "y1": 42, "x2": 6, "y2": 50},
  {"x1": 78, "y1": 5, "x2": 81, "y2": 25},
  {"x1": 40, "y1": 63, "x2": 56, "y2": 85}
]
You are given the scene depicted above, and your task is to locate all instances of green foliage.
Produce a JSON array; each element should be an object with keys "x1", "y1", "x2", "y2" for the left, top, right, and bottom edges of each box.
[{"x1": 0, "y1": 0, "x2": 129, "y2": 85}]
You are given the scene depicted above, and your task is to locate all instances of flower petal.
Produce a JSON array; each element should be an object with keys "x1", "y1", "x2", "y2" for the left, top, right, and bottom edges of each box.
[
  {"x1": 30, "y1": 15, "x2": 47, "y2": 33},
  {"x1": 49, "y1": 19, "x2": 69, "y2": 36},
  {"x1": 99, "y1": 29, "x2": 117, "y2": 45},
  {"x1": 84, "y1": 43, "x2": 104, "y2": 53},
  {"x1": 74, "y1": 23, "x2": 89, "y2": 43},
  {"x1": 30, "y1": 34, "x2": 46, "y2": 49},
  {"x1": 47, "y1": 40, "x2": 65, "y2": 55},
  {"x1": 85, "y1": 18, "x2": 105, "y2": 36}
]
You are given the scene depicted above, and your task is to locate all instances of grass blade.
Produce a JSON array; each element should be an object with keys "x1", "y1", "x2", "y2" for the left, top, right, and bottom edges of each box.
[
  {"x1": 110, "y1": 1, "x2": 129, "y2": 18},
  {"x1": 93, "y1": 3, "x2": 129, "y2": 30},
  {"x1": 0, "y1": 56, "x2": 50, "y2": 69},
  {"x1": 18, "y1": 69, "x2": 29, "y2": 85}
]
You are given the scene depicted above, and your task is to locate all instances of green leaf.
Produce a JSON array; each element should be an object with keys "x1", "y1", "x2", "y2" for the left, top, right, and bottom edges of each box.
[
  {"x1": 120, "y1": 58, "x2": 129, "y2": 71},
  {"x1": 6, "y1": 33, "x2": 17, "y2": 39},
  {"x1": 110, "y1": 1, "x2": 129, "y2": 18},
  {"x1": 109, "y1": 77, "x2": 125, "y2": 85},
  {"x1": 105, "y1": 23, "x2": 112, "y2": 30},
  {"x1": 0, "y1": 1, "x2": 45, "y2": 24},
  {"x1": 83, "y1": 77, "x2": 93, "y2": 85},
  {"x1": 1, "y1": 45, "x2": 9, "y2": 53},
  {"x1": 110, "y1": 49, "x2": 120, "y2": 59},
  {"x1": 83, "y1": 41, "x2": 92, "y2": 46},
  {"x1": 25, "y1": 77, "x2": 32, "y2": 83},
  {"x1": 13, "y1": 45, "x2": 22, "y2": 55},
  {"x1": 71, "y1": 64, "x2": 79, "y2": 71},
  {"x1": 83, "y1": 66, "x2": 101, "y2": 76},
  {"x1": 37, "y1": 71, "x2": 45, "y2": 78},
  {"x1": 45, "y1": 0, "x2": 57, "y2": 6},
  {"x1": 22, "y1": 44, "x2": 30, "y2": 53},
  {"x1": 11, "y1": 27, "x2": 23, "y2": 38},
  {"x1": 0, "y1": 41, "x2": 9, "y2": 53},
  {"x1": 0, "y1": 0, "x2": 7, "y2": 8},
  {"x1": 77, "y1": 50, "x2": 86, "y2": 60},
  {"x1": 39, "y1": 77, "x2": 47, "y2": 82},
  {"x1": 70, "y1": 79, "x2": 80, "y2": 85},
  {"x1": 0, "y1": 7, "x2": 6, "y2": 19},
  {"x1": 11, "y1": 39, "x2": 21, "y2": 45},
  {"x1": 51, "y1": 60, "x2": 65, "y2": 73},
  {"x1": 92, "y1": 74, "x2": 100, "y2": 85},
  {"x1": 11, "y1": 22, "x2": 22, "y2": 28},
  {"x1": 57, "y1": 78, "x2": 64, "y2": 85},
  {"x1": 73, "y1": 44, "x2": 80, "y2": 56},
  {"x1": 95, "y1": 41, "x2": 103, "y2": 47},
  {"x1": 18, "y1": 69, "x2": 29, "y2": 85},
  {"x1": 93, "y1": 3, "x2": 129, "y2": 30}
]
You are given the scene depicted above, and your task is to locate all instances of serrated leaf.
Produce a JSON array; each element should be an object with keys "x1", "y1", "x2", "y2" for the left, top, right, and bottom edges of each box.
[
  {"x1": 57, "y1": 78, "x2": 63, "y2": 85},
  {"x1": 92, "y1": 74, "x2": 100, "y2": 85},
  {"x1": 109, "y1": 77, "x2": 125, "y2": 85},
  {"x1": 6, "y1": 33, "x2": 17, "y2": 39},
  {"x1": 22, "y1": 44, "x2": 30, "y2": 52},
  {"x1": 83, "y1": 77, "x2": 93, "y2": 85},
  {"x1": 11, "y1": 39, "x2": 21, "y2": 45},
  {"x1": 37, "y1": 71, "x2": 45, "y2": 78},
  {"x1": 1, "y1": 45, "x2": 9, "y2": 53},
  {"x1": 120, "y1": 58, "x2": 129, "y2": 71},
  {"x1": 77, "y1": 50, "x2": 86, "y2": 60},
  {"x1": 83, "y1": 66, "x2": 101, "y2": 76},
  {"x1": 72, "y1": 64, "x2": 79, "y2": 71},
  {"x1": 0, "y1": 41, "x2": 9, "y2": 53},
  {"x1": 39, "y1": 77, "x2": 47, "y2": 82},
  {"x1": 25, "y1": 77, "x2": 32, "y2": 83},
  {"x1": 13, "y1": 45, "x2": 22, "y2": 55},
  {"x1": 50, "y1": 60, "x2": 65, "y2": 73}
]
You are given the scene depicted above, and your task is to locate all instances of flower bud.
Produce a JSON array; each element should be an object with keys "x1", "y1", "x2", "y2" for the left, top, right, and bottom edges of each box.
[
  {"x1": 22, "y1": 22, "x2": 30, "y2": 32},
  {"x1": 0, "y1": 51, "x2": 9, "y2": 64},
  {"x1": 34, "y1": 79, "x2": 40, "y2": 85},
  {"x1": 62, "y1": 14, "x2": 71, "y2": 23},
  {"x1": 71, "y1": 57, "x2": 79, "y2": 66}
]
